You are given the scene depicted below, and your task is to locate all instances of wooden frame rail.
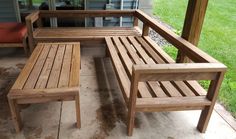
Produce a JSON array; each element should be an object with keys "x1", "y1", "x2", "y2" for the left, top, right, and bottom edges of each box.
[
  {"x1": 26, "y1": 10, "x2": 219, "y2": 65},
  {"x1": 134, "y1": 10, "x2": 218, "y2": 63}
]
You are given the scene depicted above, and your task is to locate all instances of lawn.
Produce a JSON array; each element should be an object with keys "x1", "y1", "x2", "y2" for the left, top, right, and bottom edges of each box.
[{"x1": 153, "y1": 0, "x2": 236, "y2": 116}]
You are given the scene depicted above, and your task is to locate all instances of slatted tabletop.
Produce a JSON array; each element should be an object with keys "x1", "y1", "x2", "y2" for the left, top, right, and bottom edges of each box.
[{"x1": 8, "y1": 42, "x2": 81, "y2": 99}]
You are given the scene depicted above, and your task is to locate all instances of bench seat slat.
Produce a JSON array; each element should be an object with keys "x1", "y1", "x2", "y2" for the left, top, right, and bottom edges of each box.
[
  {"x1": 111, "y1": 37, "x2": 152, "y2": 98},
  {"x1": 47, "y1": 44, "x2": 66, "y2": 88},
  {"x1": 24, "y1": 44, "x2": 51, "y2": 89},
  {"x1": 34, "y1": 27, "x2": 141, "y2": 41},
  {"x1": 35, "y1": 44, "x2": 58, "y2": 88},
  {"x1": 69, "y1": 43, "x2": 81, "y2": 87},
  {"x1": 11, "y1": 44, "x2": 44, "y2": 90},
  {"x1": 59, "y1": 44, "x2": 73, "y2": 88},
  {"x1": 105, "y1": 37, "x2": 131, "y2": 103}
]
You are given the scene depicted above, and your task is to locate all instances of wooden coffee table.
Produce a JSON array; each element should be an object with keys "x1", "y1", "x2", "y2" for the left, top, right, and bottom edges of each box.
[{"x1": 7, "y1": 42, "x2": 81, "y2": 132}]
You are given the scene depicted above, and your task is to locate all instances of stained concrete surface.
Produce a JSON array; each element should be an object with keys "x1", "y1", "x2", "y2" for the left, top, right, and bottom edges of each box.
[{"x1": 0, "y1": 47, "x2": 236, "y2": 139}]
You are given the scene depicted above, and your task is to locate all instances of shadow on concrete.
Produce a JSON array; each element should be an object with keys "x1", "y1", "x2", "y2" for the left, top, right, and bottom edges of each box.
[{"x1": 93, "y1": 57, "x2": 141, "y2": 137}]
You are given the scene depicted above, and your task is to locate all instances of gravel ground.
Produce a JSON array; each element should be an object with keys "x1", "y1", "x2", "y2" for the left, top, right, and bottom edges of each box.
[{"x1": 148, "y1": 16, "x2": 174, "y2": 47}]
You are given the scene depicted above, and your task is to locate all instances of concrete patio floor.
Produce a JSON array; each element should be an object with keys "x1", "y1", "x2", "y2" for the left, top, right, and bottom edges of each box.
[{"x1": 0, "y1": 47, "x2": 236, "y2": 139}]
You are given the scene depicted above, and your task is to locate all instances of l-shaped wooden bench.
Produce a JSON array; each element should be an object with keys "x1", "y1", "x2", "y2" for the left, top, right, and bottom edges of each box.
[{"x1": 24, "y1": 10, "x2": 226, "y2": 136}]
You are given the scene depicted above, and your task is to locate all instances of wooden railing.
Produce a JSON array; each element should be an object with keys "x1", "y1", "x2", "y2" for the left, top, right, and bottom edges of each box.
[{"x1": 26, "y1": 10, "x2": 219, "y2": 64}]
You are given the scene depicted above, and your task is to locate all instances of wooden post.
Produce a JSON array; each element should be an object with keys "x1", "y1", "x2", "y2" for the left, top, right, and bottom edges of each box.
[
  {"x1": 26, "y1": 19, "x2": 34, "y2": 53},
  {"x1": 127, "y1": 70, "x2": 139, "y2": 136},
  {"x1": 176, "y1": 0, "x2": 209, "y2": 63},
  {"x1": 133, "y1": 16, "x2": 139, "y2": 27},
  {"x1": 142, "y1": 23, "x2": 149, "y2": 36},
  {"x1": 197, "y1": 71, "x2": 225, "y2": 132}
]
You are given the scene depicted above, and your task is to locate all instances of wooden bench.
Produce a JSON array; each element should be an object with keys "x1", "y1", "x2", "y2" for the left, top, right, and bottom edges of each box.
[
  {"x1": 105, "y1": 10, "x2": 227, "y2": 136},
  {"x1": 25, "y1": 10, "x2": 141, "y2": 52},
  {"x1": 7, "y1": 42, "x2": 81, "y2": 132},
  {"x1": 25, "y1": 10, "x2": 227, "y2": 136}
]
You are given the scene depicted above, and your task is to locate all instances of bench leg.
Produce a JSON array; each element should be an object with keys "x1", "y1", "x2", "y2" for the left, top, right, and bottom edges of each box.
[
  {"x1": 127, "y1": 108, "x2": 135, "y2": 136},
  {"x1": 197, "y1": 105, "x2": 214, "y2": 133},
  {"x1": 75, "y1": 92, "x2": 81, "y2": 128},
  {"x1": 8, "y1": 99, "x2": 22, "y2": 132}
]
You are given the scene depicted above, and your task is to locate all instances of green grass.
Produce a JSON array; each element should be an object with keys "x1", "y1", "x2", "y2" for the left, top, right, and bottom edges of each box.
[{"x1": 153, "y1": 0, "x2": 236, "y2": 116}]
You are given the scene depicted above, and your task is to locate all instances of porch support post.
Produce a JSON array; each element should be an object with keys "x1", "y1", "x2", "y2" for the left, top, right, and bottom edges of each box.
[{"x1": 176, "y1": 0, "x2": 209, "y2": 63}]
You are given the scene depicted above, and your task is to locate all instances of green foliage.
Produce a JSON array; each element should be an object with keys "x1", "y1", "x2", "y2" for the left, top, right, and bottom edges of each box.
[{"x1": 153, "y1": 0, "x2": 236, "y2": 117}]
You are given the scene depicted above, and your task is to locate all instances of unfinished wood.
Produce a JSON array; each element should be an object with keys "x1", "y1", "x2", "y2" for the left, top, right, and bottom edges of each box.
[
  {"x1": 47, "y1": 44, "x2": 66, "y2": 88},
  {"x1": 11, "y1": 44, "x2": 44, "y2": 89},
  {"x1": 35, "y1": 44, "x2": 58, "y2": 88},
  {"x1": 9, "y1": 87, "x2": 79, "y2": 99},
  {"x1": 24, "y1": 44, "x2": 51, "y2": 89},
  {"x1": 8, "y1": 42, "x2": 81, "y2": 132},
  {"x1": 58, "y1": 44, "x2": 73, "y2": 88},
  {"x1": 69, "y1": 43, "x2": 81, "y2": 87},
  {"x1": 7, "y1": 99, "x2": 22, "y2": 132},
  {"x1": 16, "y1": 96, "x2": 75, "y2": 104},
  {"x1": 33, "y1": 27, "x2": 141, "y2": 41}
]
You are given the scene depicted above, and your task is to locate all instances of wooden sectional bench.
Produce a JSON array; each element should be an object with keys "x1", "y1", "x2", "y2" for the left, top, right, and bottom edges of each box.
[
  {"x1": 24, "y1": 10, "x2": 227, "y2": 136},
  {"x1": 105, "y1": 11, "x2": 227, "y2": 136},
  {"x1": 8, "y1": 42, "x2": 81, "y2": 132}
]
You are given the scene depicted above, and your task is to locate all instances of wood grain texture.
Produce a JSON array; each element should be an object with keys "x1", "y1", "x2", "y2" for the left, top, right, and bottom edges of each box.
[{"x1": 8, "y1": 42, "x2": 81, "y2": 132}]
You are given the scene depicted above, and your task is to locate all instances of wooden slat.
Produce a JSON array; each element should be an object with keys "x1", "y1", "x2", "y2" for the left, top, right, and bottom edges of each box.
[
  {"x1": 120, "y1": 37, "x2": 143, "y2": 64},
  {"x1": 112, "y1": 37, "x2": 133, "y2": 74},
  {"x1": 34, "y1": 28, "x2": 141, "y2": 41},
  {"x1": 185, "y1": 81, "x2": 207, "y2": 96},
  {"x1": 35, "y1": 44, "x2": 58, "y2": 89},
  {"x1": 47, "y1": 44, "x2": 66, "y2": 88},
  {"x1": 159, "y1": 81, "x2": 182, "y2": 97},
  {"x1": 128, "y1": 36, "x2": 153, "y2": 64},
  {"x1": 143, "y1": 36, "x2": 175, "y2": 63},
  {"x1": 58, "y1": 44, "x2": 73, "y2": 88},
  {"x1": 147, "y1": 82, "x2": 168, "y2": 98},
  {"x1": 11, "y1": 44, "x2": 44, "y2": 89},
  {"x1": 136, "y1": 96, "x2": 211, "y2": 109},
  {"x1": 24, "y1": 44, "x2": 51, "y2": 89},
  {"x1": 69, "y1": 44, "x2": 81, "y2": 87},
  {"x1": 105, "y1": 37, "x2": 130, "y2": 102},
  {"x1": 135, "y1": 36, "x2": 165, "y2": 63},
  {"x1": 112, "y1": 37, "x2": 152, "y2": 98},
  {"x1": 172, "y1": 81, "x2": 196, "y2": 96}
]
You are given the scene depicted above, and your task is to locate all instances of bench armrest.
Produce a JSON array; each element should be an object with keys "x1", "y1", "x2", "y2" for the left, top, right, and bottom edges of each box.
[
  {"x1": 128, "y1": 63, "x2": 226, "y2": 105},
  {"x1": 133, "y1": 63, "x2": 227, "y2": 82},
  {"x1": 135, "y1": 10, "x2": 218, "y2": 63},
  {"x1": 25, "y1": 11, "x2": 40, "y2": 53}
]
